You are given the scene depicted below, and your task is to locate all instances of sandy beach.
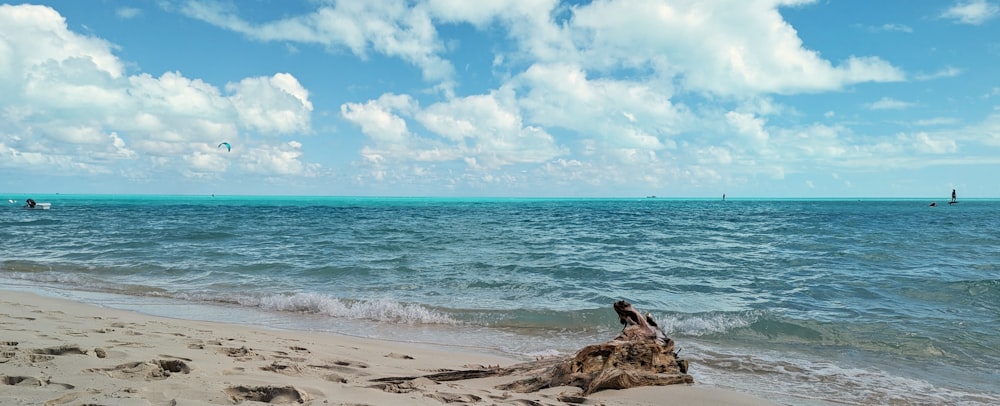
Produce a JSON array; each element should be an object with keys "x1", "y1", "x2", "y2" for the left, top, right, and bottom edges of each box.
[{"x1": 0, "y1": 289, "x2": 783, "y2": 405}]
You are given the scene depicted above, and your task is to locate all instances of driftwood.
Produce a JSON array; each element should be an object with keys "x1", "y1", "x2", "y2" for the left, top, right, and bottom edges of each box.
[{"x1": 372, "y1": 300, "x2": 692, "y2": 397}]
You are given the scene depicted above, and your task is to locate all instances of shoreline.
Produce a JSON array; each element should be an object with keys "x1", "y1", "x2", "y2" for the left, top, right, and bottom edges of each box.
[{"x1": 1, "y1": 289, "x2": 784, "y2": 405}]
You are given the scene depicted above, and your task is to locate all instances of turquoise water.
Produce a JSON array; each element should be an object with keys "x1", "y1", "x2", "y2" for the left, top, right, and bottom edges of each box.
[{"x1": 3, "y1": 194, "x2": 998, "y2": 405}]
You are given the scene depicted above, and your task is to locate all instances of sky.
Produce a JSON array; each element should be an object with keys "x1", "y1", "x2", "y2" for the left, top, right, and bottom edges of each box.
[{"x1": 1, "y1": 0, "x2": 999, "y2": 198}]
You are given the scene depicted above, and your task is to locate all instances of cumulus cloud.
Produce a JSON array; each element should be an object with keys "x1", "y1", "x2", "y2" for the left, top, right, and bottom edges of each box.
[
  {"x1": 9, "y1": 1, "x2": 991, "y2": 196},
  {"x1": 726, "y1": 112, "x2": 770, "y2": 145},
  {"x1": 0, "y1": 4, "x2": 315, "y2": 183},
  {"x1": 416, "y1": 89, "x2": 566, "y2": 168},
  {"x1": 240, "y1": 141, "x2": 318, "y2": 176},
  {"x1": 182, "y1": 0, "x2": 905, "y2": 99},
  {"x1": 171, "y1": 0, "x2": 917, "y2": 193},
  {"x1": 227, "y1": 73, "x2": 313, "y2": 134},
  {"x1": 515, "y1": 63, "x2": 687, "y2": 151},
  {"x1": 342, "y1": 91, "x2": 565, "y2": 172},
  {"x1": 569, "y1": 0, "x2": 904, "y2": 96}
]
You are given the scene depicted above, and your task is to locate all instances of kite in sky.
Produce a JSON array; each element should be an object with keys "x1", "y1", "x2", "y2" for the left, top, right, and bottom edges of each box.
[{"x1": 218, "y1": 142, "x2": 231, "y2": 152}]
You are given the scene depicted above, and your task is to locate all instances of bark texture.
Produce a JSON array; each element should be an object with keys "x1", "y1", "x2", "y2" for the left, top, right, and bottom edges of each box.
[{"x1": 372, "y1": 300, "x2": 692, "y2": 397}]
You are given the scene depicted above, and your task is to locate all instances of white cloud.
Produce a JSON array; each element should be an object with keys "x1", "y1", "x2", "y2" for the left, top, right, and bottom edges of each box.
[
  {"x1": 941, "y1": 0, "x2": 999, "y2": 25},
  {"x1": 186, "y1": 150, "x2": 229, "y2": 173},
  {"x1": 6, "y1": 2, "x2": 996, "y2": 196},
  {"x1": 916, "y1": 66, "x2": 963, "y2": 81},
  {"x1": 914, "y1": 117, "x2": 959, "y2": 126},
  {"x1": 515, "y1": 63, "x2": 687, "y2": 151},
  {"x1": 240, "y1": 141, "x2": 317, "y2": 176},
  {"x1": 227, "y1": 73, "x2": 313, "y2": 134},
  {"x1": 181, "y1": 0, "x2": 904, "y2": 99},
  {"x1": 873, "y1": 23, "x2": 913, "y2": 33},
  {"x1": 867, "y1": 97, "x2": 915, "y2": 110},
  {"x1": 179, "y1": 0, "x2": 455, "y2": 84},
  {"x1": 568, "y1": 0, "x2": 904, "y2": 96},
  {"x1": 0, "y1": 4, "x2": 124, "y2": 79},
  {"x1": 416, "y1": 90, "x2": 565, "y2": 167},
  {"x1": 773, "y1": 124, "x2": 850, "y2": 163},
  {"x1": 167, "y1": 0, "x2": 920, "y2": 193},
  {"x1": 342, "y1": 90, "x2": 566, "y2": 171},
  {"x1": 341, "y1": 94, "x2": 418, "y2": 146},
  {"x1": 116, "y1": 7, "x2": 142, "y2": 19},
  {"x1": 0, "y1": 4, "x2": 315, "y2": 181},
  {"x1": 426, "y1": 0, "x2": 557, "y2": 26},
  {"x1": 725, "y1": 112, "x2": 770, "y2": 144},
  {"x1": 906, "y1": 132, "x2": 958, "y2": 154}
]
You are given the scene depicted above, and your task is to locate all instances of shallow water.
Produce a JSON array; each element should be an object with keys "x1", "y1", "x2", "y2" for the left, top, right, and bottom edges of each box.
[{"x1": 3, "y1": 195, "x2": 998, "y2": 405}]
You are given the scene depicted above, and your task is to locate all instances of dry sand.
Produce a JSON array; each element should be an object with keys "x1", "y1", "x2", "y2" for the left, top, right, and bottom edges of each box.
[{"x1": 1, "y1": 290, "x2": 783, "y2": 405}]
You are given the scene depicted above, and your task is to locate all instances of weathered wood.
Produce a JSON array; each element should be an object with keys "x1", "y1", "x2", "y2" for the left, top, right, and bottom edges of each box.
[
  {"x1": 371, "y1": 300, "x2": 692, "y2": 397},
  {"x1": 496, "y1": 300, "x2": 692, "y2": 395}
]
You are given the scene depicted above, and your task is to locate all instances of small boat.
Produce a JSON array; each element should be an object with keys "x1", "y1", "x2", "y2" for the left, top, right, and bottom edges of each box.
[{"x1": 23, "y1": 198, "x2": 51, "y2": 210}]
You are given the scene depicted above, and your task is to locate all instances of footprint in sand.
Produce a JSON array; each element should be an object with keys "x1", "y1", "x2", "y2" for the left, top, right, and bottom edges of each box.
[
  {"x1": 224, "y1": 385, "x2": 306, "y2": 404},
  {"x1": 220, "y1": 346, "x2": 260, "y2": 361},
  {"x1": 260, "y1": 361, "x2": 302, "y2": 375},
  {"x1": 425, "y1": 392, "x2": 483, "y2": 403},
  {"x1": 32, "y1": 345, "x2": 87, "y2": 356},
  {"x1": 1, "y1": 375, "x2": 76, "y2": 389},
  {"x1": 385, "y1": 352, "x2": 415, "y2": 360},
  {"x1": 2, "y1": 376, "x2": 43, "y2": 386},
  {"x1": 306, "y1": 359, "x2": 370, "y2": 376},
  {"x1": 270, "y1": 352, "x2": 307, "y2": 362},
  {"x1": 1, "y1": 342, "x2": 17, "y2": 364},
  {"x1": 85, "y1": 359, "x2": 190, "y2": 381},
  {"x1": 26, "y1": 345, "x2": 87, "y2": 363}
]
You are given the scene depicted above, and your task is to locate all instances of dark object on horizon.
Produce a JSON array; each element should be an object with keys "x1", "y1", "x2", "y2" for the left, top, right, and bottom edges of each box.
[
  {"x1": 949, "y1": 189, "x2": 958, "y2": 205},
  {"x1": 25, "y1": 198, "x2": 36, "y2": 208},
  {"x1": 929, "y1": 202, "x2": 937, "y2": 207},
  {"x1": 371, "y1": 300, "x2": 691, "y2": 398}
]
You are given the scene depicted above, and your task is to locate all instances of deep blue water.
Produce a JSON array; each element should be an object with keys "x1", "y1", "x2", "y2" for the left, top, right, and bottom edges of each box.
[{"x1": 3, "y1": 194, "x2": 998, "y2": 405}]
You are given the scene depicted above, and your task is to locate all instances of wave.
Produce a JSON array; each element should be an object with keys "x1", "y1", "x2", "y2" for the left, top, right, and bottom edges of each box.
[
  {"x1": 656, "y1": 310, "x2": 765, "y2": 336},
  {"x1": 1, "y1": 260, "x2": 58, "y2": 274},
  {"x1": 172, "y1": 291, "x2": 463, "y2": 325},
  {"x1": 951, "y1": 279, "x2": 1000, "y2": 307},
  {"x1": 0, "y1": 218, "x2": 61, "y2": 227},
  {"x1": 0, "y1": 267, "x2": 459, "y2": 325}
]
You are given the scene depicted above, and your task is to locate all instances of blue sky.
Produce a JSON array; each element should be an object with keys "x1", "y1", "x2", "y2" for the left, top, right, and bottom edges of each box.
[{"x1": 1, "y1": 0, "x2": 998, "y2": 198}]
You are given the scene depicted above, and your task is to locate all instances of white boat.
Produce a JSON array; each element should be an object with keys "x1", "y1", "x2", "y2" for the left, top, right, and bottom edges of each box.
[{"x1": 23, "y1": 199, "x2": 51, "y2": 210}]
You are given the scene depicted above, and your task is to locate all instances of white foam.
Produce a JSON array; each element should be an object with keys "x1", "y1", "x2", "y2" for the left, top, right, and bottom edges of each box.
[
  {"x1": 656, "y1": 310, "x2": 763, "y2": 336},
  {"x1": 213, "y1": 292, "x2": 461, "y2": 325}
]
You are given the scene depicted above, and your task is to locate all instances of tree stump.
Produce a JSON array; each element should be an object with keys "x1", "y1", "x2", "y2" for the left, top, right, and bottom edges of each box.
[{"x1": 371, "y1": 300, "x2": 692, "y2": 397}]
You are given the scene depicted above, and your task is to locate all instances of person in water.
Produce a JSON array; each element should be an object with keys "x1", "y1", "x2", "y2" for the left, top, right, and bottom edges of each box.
[
  {"x1": 951, "y1": 189, "x2": 957, "y2": 203},
  {"x1": 26, "y1": 198, "x2": 36, "y2": 208}
]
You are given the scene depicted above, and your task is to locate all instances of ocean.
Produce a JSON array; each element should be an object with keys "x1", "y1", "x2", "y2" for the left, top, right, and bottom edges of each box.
[{"x1": 2, "y1": 195, "x2": 998, "y2": 405}]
